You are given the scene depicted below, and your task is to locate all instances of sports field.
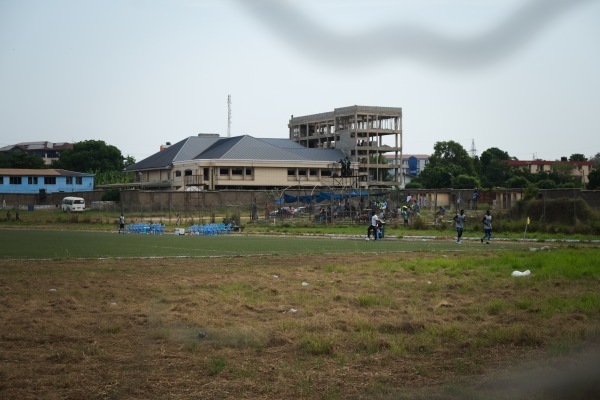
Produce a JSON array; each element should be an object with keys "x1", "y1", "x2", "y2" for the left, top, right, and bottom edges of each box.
[
  {"x1": 1, "y1": 228, "x2": 599, "y2": 399},
  {"x1": 2, "y1": 229, "x2": 535, "y2": 260}
]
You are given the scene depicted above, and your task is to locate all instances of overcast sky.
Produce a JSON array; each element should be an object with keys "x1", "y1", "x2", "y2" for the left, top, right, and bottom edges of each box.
[{"x1": 1, "y1": 0, "x2": 599, "y2": 163}]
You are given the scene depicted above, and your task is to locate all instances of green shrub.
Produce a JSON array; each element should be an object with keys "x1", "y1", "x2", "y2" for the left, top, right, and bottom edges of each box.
[
  {"x1": 101, "y1": 189, "x2": 120, "y2": 202},
  {"x1": 412, "y1": 216, "x2": 427, "y2": 230}
]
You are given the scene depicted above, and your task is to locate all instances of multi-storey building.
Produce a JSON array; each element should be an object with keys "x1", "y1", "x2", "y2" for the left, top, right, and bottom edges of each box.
[{"x1": 288, "y1": 106, "x2": 402, "y2": 187}]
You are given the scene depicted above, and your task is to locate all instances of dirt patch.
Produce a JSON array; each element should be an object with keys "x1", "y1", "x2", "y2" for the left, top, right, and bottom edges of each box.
[{"x1": 1, "y1": 253, "x2": 599, "y2": 399}]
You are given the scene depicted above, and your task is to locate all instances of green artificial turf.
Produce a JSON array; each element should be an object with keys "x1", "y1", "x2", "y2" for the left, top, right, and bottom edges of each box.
[{"x1": 0, "y1": 229, "x2": 531, "y2": 260}]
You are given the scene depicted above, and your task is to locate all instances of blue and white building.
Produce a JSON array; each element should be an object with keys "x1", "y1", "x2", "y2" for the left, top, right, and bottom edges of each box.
[{"x1": 0, "y1": 168, "x2": 95, "y2": 194}]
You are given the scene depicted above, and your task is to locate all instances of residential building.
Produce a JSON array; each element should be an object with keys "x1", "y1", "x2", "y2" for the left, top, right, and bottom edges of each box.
[
  {"x1": 0, "y1": 169, "x2": 94, "y2": 194},
  {"x1": 288, "y1": 106, "x2": 402, "y2": 185},
  {"x1": 124, "y1": 134, "x2": 351, "y2": 191},
  {"x1": 507, "y1": 159, "x2": 593, "y2": 185},
  {"x1": 0, "y1": 142, "x2": 73, "y2": 165},
  {"x1": 385, "y1": 153, "x2": 430, "y2": 175},
  {"x1": 384, "y1": 153, "x2": 430, "y2": 187}
]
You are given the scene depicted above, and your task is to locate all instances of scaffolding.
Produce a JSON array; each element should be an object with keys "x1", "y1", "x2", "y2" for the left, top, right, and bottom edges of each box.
[{"x1": 289, "y1": 105, "x2": 402, "y2": 187}]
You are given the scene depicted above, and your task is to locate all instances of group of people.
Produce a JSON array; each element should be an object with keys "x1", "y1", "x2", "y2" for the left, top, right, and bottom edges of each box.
[
  {"x1": 365, "y1": 206, "x2": 493, "y2": 244},
  {"x1": 453, "y1": 209, "x2": 492, "y2": 244},
  {"x1": 5, "y1": 210, "x2": 20, "y2": 221},
  {"x1": 339, "y1": 157, "x2": 352, "y2": 177}
]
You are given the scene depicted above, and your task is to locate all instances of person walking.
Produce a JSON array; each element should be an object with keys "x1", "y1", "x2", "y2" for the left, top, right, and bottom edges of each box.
[
  {"x1": 118, "y1": 213, "x2": 125, "y2": 234},
  {"x1": 481, "y1": 210, "x2": 492, "y2": 244},
  {"x1": 367, "y1": 211, "x2": 380, "y2": 240},
  {"x1": 453, "y1": 209, "x2": 466, "y2": 244}
]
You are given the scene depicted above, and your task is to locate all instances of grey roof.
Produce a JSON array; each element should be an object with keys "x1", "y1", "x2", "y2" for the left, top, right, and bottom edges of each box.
[
  {"x1": 125, "y1": 135, "x2": 221, "y2": 171},
  {"x1": 126, "y1": 135, "x2": 344, "y2": 171},
  {"x1": 0, "y1": 141, "x2": 73, "y2": 152}
]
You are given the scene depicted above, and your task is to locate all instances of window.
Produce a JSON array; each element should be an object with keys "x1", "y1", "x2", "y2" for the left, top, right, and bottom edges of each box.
[
  {"x1": 28, "y1": 176, "x2": 39, "y2": 184},
  {"x1": 185, "y1": 169, "x2": 193, "y2": 176},
  {"x1": 287, "y1": 169, "x2": 296, "y2": 176},
  {"x1": 231, "y1": 168, "x2": 243, "y2": 176},
  {"x1": 219, "y1": 168, "x2": 229, "y2": 176},
  {"x1": 0, "y1": 176, "x2": 3, "y2": 184},
  {"x1": 175, "y1": 171, "x2": 182, "y2": 177},
  {"x1": 245, "y1": 168, "x2": 252, "y2": 176},
  {"x1": 321, "y1": 170, "x2": 331, "y2": 177},
  {"x1": 10, "y1": 177, "x2": 22, "y2": 184},
  {"x1": 298, "y1": 169, "x2": 307, "y2": 176},
  {"x1": 309, "y1": 169, "x2": 317, "y2": 176},
  {"x1": 66, "y1": 177, "x2": 73, "y2": 184},
  {"x1": 44, "y1": 177, "x2": 56, "y2": 185},
  {"x1": 76, "y1": 177, "x2": 82, "y2": 185}
]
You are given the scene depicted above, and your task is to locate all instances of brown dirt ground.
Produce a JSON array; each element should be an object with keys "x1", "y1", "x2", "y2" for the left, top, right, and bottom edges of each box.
[{"x1": 1, "y1": 253, "x2": 599, "y2": 400}]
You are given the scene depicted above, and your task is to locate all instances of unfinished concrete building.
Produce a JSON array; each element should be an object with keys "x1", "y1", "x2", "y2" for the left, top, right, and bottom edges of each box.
[{"x1": 288, "y1": 105, "x2": 402, "y2": 188}]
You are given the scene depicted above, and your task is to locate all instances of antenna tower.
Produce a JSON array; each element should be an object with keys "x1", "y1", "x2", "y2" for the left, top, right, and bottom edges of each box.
[
  {"x1": 470, "y1": 139, "x2": 477, "y2": 158},
  {"x1": 227, "y1": 95, "x2": 231, "y2": 137}
]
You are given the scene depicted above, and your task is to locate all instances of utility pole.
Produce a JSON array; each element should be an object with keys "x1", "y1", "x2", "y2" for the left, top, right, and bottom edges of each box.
[{"x1": 227, "y1": 95, "x2": 231, "y2": 137}]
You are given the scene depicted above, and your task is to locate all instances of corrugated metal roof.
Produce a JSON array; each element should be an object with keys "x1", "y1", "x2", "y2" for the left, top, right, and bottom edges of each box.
[
  {"x1": 260, "y1": 138, "x2": 306, "y2": 149},
  {"x1": 198, "y1": 136, "x2": 246, "y2": 160},
  {"x1": 200, "y1": 136, "x2": 344, "y2": 162},
  {"x1": 127, "y1": 134, "x2": 346, "y2": 171},
  {"x1": 0, "y1": 168, "x2": 93, "y2": 176},
  {"x1": 126, "y1": 135, "x2": 223, "y2": 171},
  {"x1": 173, "y1": 135, "x2": 221, "y2": 162}
]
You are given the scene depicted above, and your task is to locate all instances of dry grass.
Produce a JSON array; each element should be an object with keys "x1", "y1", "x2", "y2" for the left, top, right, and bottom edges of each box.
[{"x1": 1, "y1": 252, "x2": 599, "y2": 399}]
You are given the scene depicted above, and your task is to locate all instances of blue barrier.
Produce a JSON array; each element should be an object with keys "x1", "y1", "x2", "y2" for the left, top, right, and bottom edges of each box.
[
  {"x1": 186, "y1": 223, "x2": 231, "y2": 236},
  {"x1": 126, "y1": 223, "x2": 165, "y2": 234}
]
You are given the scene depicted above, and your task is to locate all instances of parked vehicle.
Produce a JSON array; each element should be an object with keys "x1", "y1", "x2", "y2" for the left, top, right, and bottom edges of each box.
[{"x1": 61, "y1": 197, "x2": 85, "y2": 212}]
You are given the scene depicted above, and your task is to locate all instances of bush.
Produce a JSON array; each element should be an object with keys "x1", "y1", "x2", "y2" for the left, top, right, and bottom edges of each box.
[
  {"x1": 412, "y1": 216, "x2": 427, "y2": 230},
  {"x1": 512, "y1": 198, "x2": 597, "y2": 225},
  {"x1": 101, "y1": 189, "x2": 120, "y2": 202},
  {"x1": 405, "y1": 181, "x2": 422, "y2": 189}
]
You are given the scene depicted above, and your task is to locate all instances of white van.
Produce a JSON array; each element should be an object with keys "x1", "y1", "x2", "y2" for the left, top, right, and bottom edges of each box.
[{"x1": 61, "y1": 197, "x2": 86, "y2": 212}]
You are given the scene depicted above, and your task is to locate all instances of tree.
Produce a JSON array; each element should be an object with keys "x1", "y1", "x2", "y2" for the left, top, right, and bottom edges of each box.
[
  {"x1": 536, "y1": 179, "x2": 557, "y2": 189},
  {"x1": 405, "y1": 181, "x2": 422, "y2": 189},
  {"x1": 451, "y1": 174, "x2": 481, "y2": 189},
  {"x1": 587, "y1": 169, "x2": 600, "y2": 190},
  {"x1": 0, "y1": 152, "x2": 47, "y2": 169},
  {"x1": 123, "y1": 155, "x2": 136, "y2": 168},
  {"x1": 569, "y1": 153, "x2": 587, "y2": 162},
  {"x1": 478, "y1": 147, "x2": 513, "y2": 188},
  {"x1": 428, "y1": 141, "x2": 474, "y2": 175},
  {"x1": 416, "y1": 164, "x2": 463, "y2": 188},
  {"x1": 507, "y1": 176, "x2": 530, "y2": 189},
  {"x1": 589, "y1": 152, "x2": 600, "y2": 168},
  {"x1": 551, "y1": 163, "x2": 580, "y2": 187},
  {"x1": 53, "y1": 140, "x2": 124, "y2": 173},
  {"x1": 417, "y1": 141, "x2": 475, "y2": 188}
]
